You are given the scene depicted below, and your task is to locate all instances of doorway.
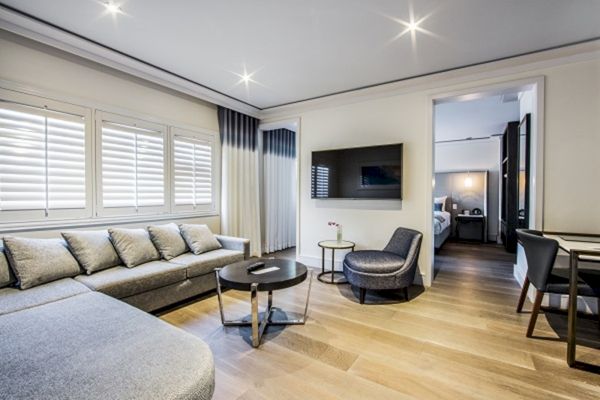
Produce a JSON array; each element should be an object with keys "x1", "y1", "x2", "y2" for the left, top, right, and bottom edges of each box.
[{"x1": 428, "y1": 78, "x2": 544, "y2": 284}]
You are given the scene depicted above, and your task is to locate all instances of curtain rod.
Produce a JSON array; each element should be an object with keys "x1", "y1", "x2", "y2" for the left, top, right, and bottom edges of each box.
[{"x1": 435, "y1": 135, "x2": 500, "y2": 144}]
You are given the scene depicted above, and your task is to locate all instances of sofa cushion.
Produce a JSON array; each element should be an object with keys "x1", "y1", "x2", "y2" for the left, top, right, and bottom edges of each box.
[
  {"x1": 0, "y1": 278, "x2": 90, "y2": 316},
  {"x1": 108, "y1": 228, "x2": 160, "y2": 268},
  {"x1": 0, "y1": 292, "x2": 215, "y2": 400},
  {"x1": 62, "y1": 230, "x2": 121, "y2": 274},
  {"x1": 74, "y1": 260, "x2": 186, "y2": 298},
  {"x1": 170, "y1": 249, "x2": 245, "y2": 278},
  {"x1": 180, "y1": 224, "x2": 222, "y2": 255},
  {"x1": 3, "y1": 237, "x2": 81, "y2": 289},
  {"x1": 148, "y1": 223, "x2": 188, "y2": 260},
  {"x1": 0, "y1": 243, "x2": 16, "y2": 288}
]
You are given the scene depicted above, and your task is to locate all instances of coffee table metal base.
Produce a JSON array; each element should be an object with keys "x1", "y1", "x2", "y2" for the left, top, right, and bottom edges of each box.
[{"x1": 215, "y1": 269, "x2": 313, "y2": 348}]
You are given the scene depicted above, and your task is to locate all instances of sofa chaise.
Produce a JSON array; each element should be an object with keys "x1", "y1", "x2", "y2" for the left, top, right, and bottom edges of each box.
[{"x1": 0, "y1": 223, "x2": 250, "y2": 400}]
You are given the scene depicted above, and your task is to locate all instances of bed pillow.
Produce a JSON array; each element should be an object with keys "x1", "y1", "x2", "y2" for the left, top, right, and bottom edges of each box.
[
  {"x1": 0, "y1": 242, "x2": 16, "y2": 288},
  {"x1": 179, "y1": 224, "x2": 222, "y2": 255},
  {"x1": 108, "y1": 228, "x2": 160, "y2": 268},
  {"x1": 62, "y1": 230, "x2": 121, "y2": 274},
  {"x1": 3, "y1": 237, "x2": 81, "y2": 289},
  {"x1": 148, "y1": 223, "x2": 188, "y2": 260},
  {"x1": 434, "y1": 196, "x2": 448, "y2": 212},
  {"x1": 434, "y1": 202, "x2": 443, "y2": 212}
]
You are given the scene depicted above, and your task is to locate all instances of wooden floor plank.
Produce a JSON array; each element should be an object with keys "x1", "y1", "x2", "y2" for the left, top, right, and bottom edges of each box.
[{"x1": 160, "y1": 242, "x2": 600, "y2": 399}]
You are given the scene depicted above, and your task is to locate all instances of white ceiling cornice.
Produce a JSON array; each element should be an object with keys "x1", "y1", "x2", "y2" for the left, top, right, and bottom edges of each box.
[
  {"x1": 260, "y1": 39, "x2": 600, "y2": 121},
  {"x1": 0, "y1": 6, "x2": 261, "y2": 118}
]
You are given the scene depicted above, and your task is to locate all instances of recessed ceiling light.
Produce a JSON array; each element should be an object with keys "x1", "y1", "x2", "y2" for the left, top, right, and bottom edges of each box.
[
  {"x1": 407, "y1": 21, "x2": 419, "y2": 32},
  {"x1": 104, "y1": 2, "x2": 122, "y2": 15}
]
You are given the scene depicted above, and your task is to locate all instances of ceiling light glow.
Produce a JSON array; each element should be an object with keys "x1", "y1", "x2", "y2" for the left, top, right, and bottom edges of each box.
[
  {"x1": 407, "y1": 21, "x2": 419, "y2": 32},
  {"x1": 104, "y1": 2, "x2": 122, "y2": 14}
]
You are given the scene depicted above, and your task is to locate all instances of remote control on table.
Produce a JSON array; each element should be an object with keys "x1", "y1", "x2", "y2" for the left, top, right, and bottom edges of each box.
[{"x1": 246, "y1": 262, "x2": 265, "y2": 272}]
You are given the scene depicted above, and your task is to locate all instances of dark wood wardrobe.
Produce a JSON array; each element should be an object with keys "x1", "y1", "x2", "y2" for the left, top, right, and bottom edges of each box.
[{"x1": 500, "y1": 114, "x2": 531, "y2": 253}]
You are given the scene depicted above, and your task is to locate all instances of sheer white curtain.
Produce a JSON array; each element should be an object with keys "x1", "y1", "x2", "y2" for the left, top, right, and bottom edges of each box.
[
  {"x1": 218, "y1": 107, "x2": 262, "y2": 257},
  {"x1": 262, "y1": 129, "x2": 296, "y2": 253}
]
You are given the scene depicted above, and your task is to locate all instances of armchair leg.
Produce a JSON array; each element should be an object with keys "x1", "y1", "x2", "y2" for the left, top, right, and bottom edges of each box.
[
  {"x1": 517, "y1": 276, "x2": 530, "y2": 313},
  {"x1": 526, "y1": 290, "x2": 544, "y2": 338},
  {"x1": 359, "y1": 287, "x2": 366, "y2": 304},
  {"x1": 403, "y1": 287, "x2": 409, "y2": 301}
]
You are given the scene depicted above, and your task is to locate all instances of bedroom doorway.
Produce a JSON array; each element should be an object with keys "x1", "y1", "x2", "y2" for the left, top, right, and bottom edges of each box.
[{"x1": 430, "y1": 79, "x2": 543, "y2": 280}]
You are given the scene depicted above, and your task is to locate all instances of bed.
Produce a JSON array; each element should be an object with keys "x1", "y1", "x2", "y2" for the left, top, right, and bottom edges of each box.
[{"x1": 434, "y1": 210, "x2": 451, "y2": 250}]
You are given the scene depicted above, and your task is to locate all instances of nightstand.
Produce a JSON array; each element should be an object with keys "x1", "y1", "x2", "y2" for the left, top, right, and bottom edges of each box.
[{"x1": 455, "y1": 214, "x2": 486, "y2": 243}]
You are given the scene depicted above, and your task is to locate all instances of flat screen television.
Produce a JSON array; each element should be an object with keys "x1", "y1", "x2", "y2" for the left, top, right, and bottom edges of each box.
[{"x1": 311, "y1": 143, "x2": 402, "y2": 199}]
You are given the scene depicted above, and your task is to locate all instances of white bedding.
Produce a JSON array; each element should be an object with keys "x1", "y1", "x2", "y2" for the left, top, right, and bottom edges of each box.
[{"x1": 434, "y1": 211, "x2": 451, "y2": 234}]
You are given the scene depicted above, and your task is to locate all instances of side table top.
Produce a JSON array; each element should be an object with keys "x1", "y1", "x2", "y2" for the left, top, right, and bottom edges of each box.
[{"x1": 318, "y1": 240, "x2": 355, "y2": 249}]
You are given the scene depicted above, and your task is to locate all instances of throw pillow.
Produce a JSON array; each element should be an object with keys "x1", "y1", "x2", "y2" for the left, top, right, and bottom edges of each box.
[
  {"x1": 108, "y1": 228, "x2": 160, "y2": 268},
  {"x1": 0, "y1": 242, "x2": 16, "y2": 288},
  {"x1": 148, "y1": 223, "x2": 188, "y2": 260},
  {"x1": 3, "y1": 237, "x2": 81, "y2": 289},
  {"x1": 62, "y1": 230, "x2": 121, "y2": 274},
  {"x1": 179, "y1": 224, "x2": 222, "y2": 255}
]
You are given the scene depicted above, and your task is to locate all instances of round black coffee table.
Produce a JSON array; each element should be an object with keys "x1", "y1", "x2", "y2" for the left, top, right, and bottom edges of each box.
[{"x1": 215, "y1": 259, "x2": 313, "y2": 348}]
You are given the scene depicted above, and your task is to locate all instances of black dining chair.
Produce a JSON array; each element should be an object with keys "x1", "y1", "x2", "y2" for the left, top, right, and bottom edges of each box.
[{"x1": 516, "y1": 229, "x2": 600, "y2": 337}]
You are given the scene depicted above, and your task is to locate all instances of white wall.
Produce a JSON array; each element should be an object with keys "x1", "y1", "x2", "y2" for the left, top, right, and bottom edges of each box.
[
  {"x1": 0, "y1": 30, "x2": 221, "y2": 236},
  {"x1": 268, "y1": 54, "x2": 600, "y2": 286},
  {"x1": 435, "y1": 139, "x2": 501, "y2": 241}
]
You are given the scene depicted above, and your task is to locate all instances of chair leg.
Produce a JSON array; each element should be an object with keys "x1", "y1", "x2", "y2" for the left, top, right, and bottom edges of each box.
[
  {"x1": 526, "y1": 290, "x2": 544, "y2": 338},
  {"x1": 359, "y1": 287, "x2": 366, "y2": 304},
  {"x1": 403, "y1": 287, "x2": 409, "y2": 301},
  {"x1": 517, "y1": 276, "x2": 530, "y2": 313}
]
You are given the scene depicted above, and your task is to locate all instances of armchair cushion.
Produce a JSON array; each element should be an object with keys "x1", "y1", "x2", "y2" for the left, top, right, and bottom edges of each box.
[{"x1": 344, "y1": 251, "x2": 406, "y2": 274}]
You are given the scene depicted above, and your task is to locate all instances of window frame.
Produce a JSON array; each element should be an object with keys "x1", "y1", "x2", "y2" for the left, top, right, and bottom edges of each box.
[
  {"x1": 95, "y1": 111, "x2": 169, "y2": 218},
  {"x1": 0, "y1": 88, "x2": 93, "y2": 223},
  {"x1": 170, "y1": 126, "x2": 218, "y2": 215},
  {"x1": 0, "y1": 84, "x2": 221, "y2": 232}
]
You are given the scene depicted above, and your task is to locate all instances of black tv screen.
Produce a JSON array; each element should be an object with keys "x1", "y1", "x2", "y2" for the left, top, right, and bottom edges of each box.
[{"x1": 311, "y1": 143, "x2": 402, "y2": 199}]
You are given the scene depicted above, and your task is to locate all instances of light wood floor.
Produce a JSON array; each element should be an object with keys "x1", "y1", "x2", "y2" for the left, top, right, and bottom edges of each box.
[{"x1": 160, "y1": 243, "x2": 600, "y2": 399}]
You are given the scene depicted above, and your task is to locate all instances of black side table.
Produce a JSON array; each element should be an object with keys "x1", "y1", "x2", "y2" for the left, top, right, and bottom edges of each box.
[
  {"x1": 455, "y1": 215, "x2": 486, "y2": 243},
  {"x1": 317, "y1": 240, "x2": 355, "y2": 284}
]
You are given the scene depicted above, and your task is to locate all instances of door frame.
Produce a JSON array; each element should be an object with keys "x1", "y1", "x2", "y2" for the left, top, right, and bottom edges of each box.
[{"x1": 425, "y1": 76, "x2": 545, "y2": 285}]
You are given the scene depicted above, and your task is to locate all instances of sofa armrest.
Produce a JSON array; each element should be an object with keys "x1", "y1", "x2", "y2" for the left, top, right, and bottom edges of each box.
[{"x1": 215, "y1": 235, "x2": 250, "y2": 260}]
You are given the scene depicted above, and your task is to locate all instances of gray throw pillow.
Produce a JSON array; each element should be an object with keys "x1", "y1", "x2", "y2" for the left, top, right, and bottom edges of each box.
[
  {"x1": 109, "y1": 228, "x2": 160, "y2": 268},
  {"x1": 148, "y1": 223, "x2": 188, "y2": 260},
  {"x1": 0, "y1": 242, "x2": 16, "y2": 288},
  {"x1": 62, "y1": 230, "x2": 121, "y2": 274},
  {"x1": 179, "y1": 224, "x2": 222, "y2": 255},
  {"x1": 3, "y1": 237, "x2": 81, "y2": 289}
]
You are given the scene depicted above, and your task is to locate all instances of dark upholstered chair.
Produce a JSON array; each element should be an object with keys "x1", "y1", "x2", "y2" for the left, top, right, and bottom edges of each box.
[
  {"x1": 516, "y1": 229, "x2": 600, "y2": 337},
  {"x1": 343, "y1": 227, "x2": 423, "y2": 304}
]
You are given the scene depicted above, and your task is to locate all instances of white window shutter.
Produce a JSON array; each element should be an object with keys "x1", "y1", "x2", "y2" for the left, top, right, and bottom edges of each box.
[
  {"x1": 0, "y1": 102, "x2": 88, "y2": 221},
  {"x1": 98, "y1": 115, "x2": 166, "y2": 215},
  {"x1": 172, "y1": 130, "x2": 215, "y2": 213}
]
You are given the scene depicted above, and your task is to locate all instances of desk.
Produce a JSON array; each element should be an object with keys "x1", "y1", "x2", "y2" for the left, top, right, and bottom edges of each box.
[{"x1": 543, "y1": 233, "x2": 600, "y2": 367}]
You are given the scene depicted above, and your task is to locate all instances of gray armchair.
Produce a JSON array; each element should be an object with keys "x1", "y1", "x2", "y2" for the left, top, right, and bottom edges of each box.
[{"x1": 343, "y1": 227, "x2": 423, "y2": 304}]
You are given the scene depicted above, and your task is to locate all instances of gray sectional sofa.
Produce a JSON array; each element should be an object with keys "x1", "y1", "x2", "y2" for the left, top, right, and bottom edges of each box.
[{"x1": 0, "y1": 223, "x2": 250, "y2": 400}]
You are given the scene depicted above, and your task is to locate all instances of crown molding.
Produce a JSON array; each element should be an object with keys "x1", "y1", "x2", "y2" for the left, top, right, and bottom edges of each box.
[
  {"x1": 260, "y1": 39, "x2": 600, "y2": 120},
  {"x1": 2, "y1": 4, "x2": 599, "y2": 121},
  {"x1": 0, "y1": 6, "x2": 261, "y2": 118}
]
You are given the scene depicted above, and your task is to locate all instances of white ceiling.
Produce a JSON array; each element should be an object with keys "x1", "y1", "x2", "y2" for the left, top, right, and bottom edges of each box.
[
  {"x1": 2, "y1": 0, "x2": 600, "y2": 109},
  {"x1": 435, "y1": 95, "x2": 520, "y2": 142}
]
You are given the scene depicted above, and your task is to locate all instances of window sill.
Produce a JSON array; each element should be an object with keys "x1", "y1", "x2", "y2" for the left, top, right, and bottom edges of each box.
[{"x1": 0, "y1": 212, "x2": 220, "y2": 234}]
